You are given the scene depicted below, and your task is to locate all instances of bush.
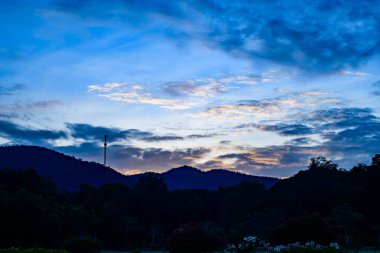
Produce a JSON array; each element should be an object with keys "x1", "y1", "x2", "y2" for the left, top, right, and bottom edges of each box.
[{"x1": 64, "y1": 236, "x2": 103, "y2": 253}]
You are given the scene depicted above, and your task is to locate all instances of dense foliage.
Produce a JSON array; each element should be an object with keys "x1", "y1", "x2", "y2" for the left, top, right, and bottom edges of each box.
[{"x1": 1, "y1": 155, "x2": 380, "y2": 251}]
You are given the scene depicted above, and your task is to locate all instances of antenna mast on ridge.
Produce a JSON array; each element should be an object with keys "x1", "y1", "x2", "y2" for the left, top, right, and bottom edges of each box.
[
  {"x1": 103, "y1": 134, "x2": 108, "y2": 184},
  {"x1": 104, "y1": 134, "x2": 108, "y2": 166}
]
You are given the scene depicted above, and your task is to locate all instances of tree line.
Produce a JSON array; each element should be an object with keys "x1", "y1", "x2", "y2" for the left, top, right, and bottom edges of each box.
[{"x1": 0, "y1": 155, "x2": 380, "y2": 251}]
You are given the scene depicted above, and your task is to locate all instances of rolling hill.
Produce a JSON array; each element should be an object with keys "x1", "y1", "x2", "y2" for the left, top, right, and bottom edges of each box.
[{"x1": 0, "y1": 145, "x2": 279, "y2": 191}]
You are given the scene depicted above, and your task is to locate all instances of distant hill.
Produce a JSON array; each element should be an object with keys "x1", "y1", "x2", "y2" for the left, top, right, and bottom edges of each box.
[
  {"x1": 158, "y1": 166, "x2": 278, "y2": 190},
  {"x1": 0, "y1": 145, "x2": 279, "y2": 191}
]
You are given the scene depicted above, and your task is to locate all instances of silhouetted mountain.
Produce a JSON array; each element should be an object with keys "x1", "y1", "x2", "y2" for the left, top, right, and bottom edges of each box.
[
  {"x1": 161, "y1": 166, "x2": 279, "y2": 190},
  {"x1": 0, "y1": 145, "x2": 133, "y2": 191},
  {"x1": 0, "y1": 145, "x2": 279, "y2": 191}
]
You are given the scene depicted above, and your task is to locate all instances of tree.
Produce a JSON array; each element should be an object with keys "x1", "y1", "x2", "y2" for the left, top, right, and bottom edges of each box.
[{"x1": 308, "y1": 157, "x2": 338, "y2": 171}]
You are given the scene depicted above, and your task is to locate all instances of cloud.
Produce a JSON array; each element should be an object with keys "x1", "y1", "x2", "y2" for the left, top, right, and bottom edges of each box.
[
  {"x1": 193, "y1": 90, "x2": 340, "y2": 119},
  {"x1": 339, "y1": 70, "x2": 369, "y2": 77},
  {"x1": 0, "y1": 120, "x2": 67, "y2": 145},
  {"x1": 209, "y1": 145, "x2": 323, "y2": 177},
  {"x1": 285, "y1": 137, "x2": 313, "y2": 146},
  {"x1": 191, "y1": 1, "x2": 380, "y2": 71},
  {"x1": 3, "y1": 1, "x2": 377, "y2": 73},
  {"x1": 237, "y1": 123, "x2": 313, "y2": 136},
  {"x1": 308, "y1": 107, "x2": 377, "y2": 129},
  {"x1": 88, "y1": 82, "x2": 126, "y2": 92},
  {"x1": 187, "y1": 133, "x2": 218, "y2": 139},
  {"x1": 89, "y1": 73, "x2": 280, "y2": 109},
  {"x1": 66, "y1": 123, "x2": 187, "y2": 143},
  {"x1": 194, "y1": 100, "x2": 279, "y2": 119},
  {"x1": 66, "y1": 123, "x2": 152, "y2": 142},
  {"x1": 161, "y1": 74, "x2": 274, "y2": 98},
  {"x1": 88, "y1": 82, "x2": 196, "y2": 109},
  {"x1": 53, "y1": 0, "x2": 380, "y2": 71},
  {"x1": 311, "y1": 108, "x2": 380, "y2": 157},
  {"x1": 107, "y1": 145, "x2": 211, "y2": 172},
  {"x1": 141, "y1": 135, "x2": 184, "y2": 142},
  {"x1": 198, "y1": 106, "x2": 380, "y2": 176},
  {"x1": 163, "y1": 79, "x2": 226, "y2": 97}
]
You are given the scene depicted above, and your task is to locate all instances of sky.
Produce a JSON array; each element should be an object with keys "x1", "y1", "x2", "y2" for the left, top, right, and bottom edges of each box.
[{"x1": 1, "y1": 0, "x2": 380, "y2": 177}]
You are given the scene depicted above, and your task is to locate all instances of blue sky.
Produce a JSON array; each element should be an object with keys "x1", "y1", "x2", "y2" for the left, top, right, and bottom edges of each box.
[{"x1": 1, "y1": 0, "x2": 380, "y2": 177}]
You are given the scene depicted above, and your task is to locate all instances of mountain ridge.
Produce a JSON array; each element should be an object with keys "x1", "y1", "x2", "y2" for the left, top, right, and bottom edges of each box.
[{"x1": 0, "y1": 145, "x2": 280, "y2": 191}]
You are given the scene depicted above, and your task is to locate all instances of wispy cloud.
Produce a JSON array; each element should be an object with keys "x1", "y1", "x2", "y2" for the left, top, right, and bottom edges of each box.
[
  {"x1": 163, "y1": 79, "x2": 226, "y2": 97},
  {"x1": 193, "y1": 90, "x2": 341, "y2": 120},
  {"x1": 237, "y1": 123, "x2": 314, "y2": 136},
  {"x1": 339, "y1": 70, "x2": 370, "y2": 77},
  {"x1": 193, "y1": 100, "x2": 279, "y2": 119},
  {"x1": 162, "y1": 71, "x2": 290, "y2": 98},
  {"x1": 88, "y1": 82, "x2": 197, "y2": 109},
  {"x1": 88, "y1": 73, "x2": 279, "y2": 109}
]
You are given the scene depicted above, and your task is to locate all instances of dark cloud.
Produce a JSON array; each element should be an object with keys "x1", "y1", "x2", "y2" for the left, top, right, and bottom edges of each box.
[
  {"x1": 163, "y1": 82, "x2": 199, "y2": 97},
  {"x1": 187, "y1": 134, "x2": 218, "y2": 139},
  {"x1": 66, "y1": 123, "x2": 152, "y2": 142},
  {"x1": 190, "y1": 0, "x2": 380, "y2": 71},
  {"x1": 67, "y1": 123, "x2": 189, "y2": 143},
  {"x1": 238, "y1": 100, "x2": 274, "y2": 107},
  {"x1": 299, "y1": 107, "x2": 380, "y2": 168},
  {"x1": 0, "y1": 120, "x2": 67, "y2": 144},
  {"x1": 49, "y1": 0, "x2": 380, "y2": 71},
  {"x1": 238, "y1": 123, "x2": 313, "y2": 136},
  {"x1": 218, "y1": 106, "x2": 380, "y2": 175},
  {"x1": 263, "y1": 123, "x2": 313, "y2": 136},
  {"x1": 107, "y1": 145, "x2": 211, "y2": 172},
  {"x1": 310, "y1": 108, "x2": 375, "y2": 125},
  {"x1": 142, "y1": 135, "x2": 184, "y2": 142},
  {"x1": 323, "y1": 121, "x2": 380, "y2": 154},
  {"x1": 214, "y1": 145, "x2": 321, "y2": 177},
  {"x1": 285, "y1": 137, "x2": 313, "y2": 146}
]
